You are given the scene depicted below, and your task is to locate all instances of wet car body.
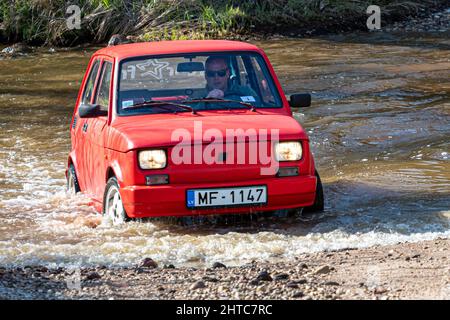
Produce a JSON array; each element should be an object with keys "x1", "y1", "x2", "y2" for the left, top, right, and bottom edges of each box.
[{"x1": 66, "y1": 40, "x2": 323, "y2": 222}]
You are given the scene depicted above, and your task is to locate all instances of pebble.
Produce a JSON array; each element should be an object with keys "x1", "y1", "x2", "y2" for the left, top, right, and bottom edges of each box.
[
  {"x1": 256, "y1": 271, "x2": 273, "y2": 282},
  {"x1": 135, "y1": 268, "x2": 147, "y2": 274},
  {"x1": 293, "y1": 291, "x2": 305, "y2": 298},
  {"x1": 314, "y1": 265, "x2": 331, "y2": 275},
  {"x1": 256, "y1": 285, "x2": 267, "y2": 293},
  {"x1": 212, "y1": 262, "x2": 227, "y2": 269},
  {"x1": 374, "y1": 287, "x2": 388, "y2": 294},
  {"x1": 140, "y1": 258, "x2": 158, "y2": 269},
  {"x1": 274, "y1": 273, "x2": 289, "y2": 281},
  {"x1": 86, "y1": 272, "x2": 101, "y2": 280},
  {"x1": 191, "y1": 281, "x2": 206, "y2": 290},
  {"x1": 37, "y1": 267, "x2": 48, "y2": 273},
  {"x1": 336, "y1": 288, "x2": 344, "y2": 295},
  {"x1": 324, "y1": 281, "x2": 340, "y2": 286},
  {"x1": 202, "y1": 276, "x2": 219, "y2": 283},
  {"x1": 249, "y1": 279, "x2": 260, "y2": 286}
]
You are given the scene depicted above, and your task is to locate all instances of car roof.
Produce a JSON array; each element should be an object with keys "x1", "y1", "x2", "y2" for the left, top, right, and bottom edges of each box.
[{"x1": 94, "y1": 40, "x2": 262, "y2": 60}]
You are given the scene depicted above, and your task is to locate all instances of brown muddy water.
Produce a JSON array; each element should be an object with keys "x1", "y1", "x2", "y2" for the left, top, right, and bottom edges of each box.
[{"x1": 0, "y1": 32, "x2": 449, "y2": 268}]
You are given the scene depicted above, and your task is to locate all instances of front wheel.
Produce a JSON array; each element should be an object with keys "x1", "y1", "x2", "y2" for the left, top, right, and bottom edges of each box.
[
  {"x1": 67, "y1": 164, "x2": 81, "y2": 194},
  {"x1": 303, "y1": 170, "x2": 324, "y2": 213},
  {"x1": 103, "y1": 177, "x2": 129, "y2": 225}
]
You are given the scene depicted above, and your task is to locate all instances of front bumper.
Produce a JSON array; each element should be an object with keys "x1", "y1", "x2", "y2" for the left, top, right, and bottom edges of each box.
[{"x1": 120, "y1": 175, "x2": 317, "y2": 218}]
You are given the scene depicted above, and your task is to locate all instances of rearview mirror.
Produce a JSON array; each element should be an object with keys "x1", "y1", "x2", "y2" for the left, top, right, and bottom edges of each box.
[
  {"x1": 78, "y1": 103, "x2": 107, "y2": 118},
  {"x1": 289, "y1": 93, "x2": 311, "y2": 108},
  {"x1": 177, "y1": 62, "x2": 204, "y2": 73}
]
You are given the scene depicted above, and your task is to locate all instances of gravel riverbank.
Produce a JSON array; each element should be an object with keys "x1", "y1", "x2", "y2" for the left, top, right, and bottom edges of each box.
[
  {"x1": 385, "y1": 7, "x2": 450, "y2": 33},
  {"x1": 1, "y1": 238, "x2": 448, "y2": 300}
]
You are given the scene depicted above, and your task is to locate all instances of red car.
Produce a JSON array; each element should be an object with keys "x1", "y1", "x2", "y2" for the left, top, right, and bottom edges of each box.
[{"x1": 66, "y1": 40, "x2": 323, "y2": 224}]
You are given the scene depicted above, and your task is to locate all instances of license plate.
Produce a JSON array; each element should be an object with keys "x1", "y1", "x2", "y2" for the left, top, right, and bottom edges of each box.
[{"x1": 186, "y1": 186, "x2": 267, "y2": 208}]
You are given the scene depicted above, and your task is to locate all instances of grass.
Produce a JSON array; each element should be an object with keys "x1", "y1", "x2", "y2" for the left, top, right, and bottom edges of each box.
[{"x1": 0, "y1": 0, "x2": 448, "y2": 45}]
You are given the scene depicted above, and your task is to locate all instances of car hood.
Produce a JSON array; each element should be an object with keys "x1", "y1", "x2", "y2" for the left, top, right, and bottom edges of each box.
[{"x1": 108, "y1": 113, "x2": 308, "y2": 152}]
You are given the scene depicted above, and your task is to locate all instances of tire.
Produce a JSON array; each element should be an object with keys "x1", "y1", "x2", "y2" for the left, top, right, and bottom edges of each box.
[
  {"x1": 102, "y1": 177, "x2": 129, "y2": 225},
  {"x1": 67, "y1": 164, "x2": 81, "y2": 194},
  {"x1": 303, "y1": 170, "x2": 324, "y2": 213}
]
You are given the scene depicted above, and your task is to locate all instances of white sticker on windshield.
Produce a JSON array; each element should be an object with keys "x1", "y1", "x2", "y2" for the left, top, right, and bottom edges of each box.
[
  {"x1": 122, "y1": 100, "x2": 134, "y2": 108},
  {"x1": 241, "y1": 96, "x2": 256, "y2": 102}
]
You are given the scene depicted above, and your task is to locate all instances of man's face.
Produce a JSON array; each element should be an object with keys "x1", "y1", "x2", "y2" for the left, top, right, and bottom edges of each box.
[{"x1": 205, "y1": 59, "x2": 229, "y2": 92}]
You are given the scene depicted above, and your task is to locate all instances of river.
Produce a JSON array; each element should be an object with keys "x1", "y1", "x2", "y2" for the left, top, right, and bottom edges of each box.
[{"x1": 0, "y1": 32, "x2": 449, "y2": 268}]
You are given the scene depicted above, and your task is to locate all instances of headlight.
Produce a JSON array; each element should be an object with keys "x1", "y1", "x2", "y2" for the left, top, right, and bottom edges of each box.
[
  {"x1": 275, "y1": 141, "x2": 302, "y2": 161},
  {"x1": 138, "y1": 150, "x2": 167, "y2": 169}
]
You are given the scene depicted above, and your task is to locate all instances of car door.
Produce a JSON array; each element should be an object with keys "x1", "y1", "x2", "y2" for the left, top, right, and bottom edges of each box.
[
  {"x1": 88, "y1": 57, "x2": 114, "y2": 201},
  {"x1": 72, "y1": 58, "x2": 101, "y2": 193}
]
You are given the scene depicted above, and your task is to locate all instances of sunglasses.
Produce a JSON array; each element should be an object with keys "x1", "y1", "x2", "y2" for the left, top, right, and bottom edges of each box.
[{"x1": 205, "y1": 69, "x2": 228, "y2": 78}]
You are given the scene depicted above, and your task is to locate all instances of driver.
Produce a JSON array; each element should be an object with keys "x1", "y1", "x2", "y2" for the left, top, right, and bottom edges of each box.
[{"x1": 195, "y1": 56, "x2": 260, "y2": 105}]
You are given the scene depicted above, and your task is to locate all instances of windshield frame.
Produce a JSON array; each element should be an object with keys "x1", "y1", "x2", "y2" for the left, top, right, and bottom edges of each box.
[{"x1": 116, "y1": 51, "x2": 283, "y2": 116}]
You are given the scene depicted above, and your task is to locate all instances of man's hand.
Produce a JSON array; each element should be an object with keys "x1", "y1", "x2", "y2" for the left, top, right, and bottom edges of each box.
[{"x1": 206, "y1": 89, "x2": 224, "y2": 99}]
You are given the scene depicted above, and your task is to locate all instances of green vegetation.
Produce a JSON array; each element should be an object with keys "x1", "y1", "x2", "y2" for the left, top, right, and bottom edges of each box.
[{"x1": 0, "y1": 0, "x2": 447, "y2": 45}]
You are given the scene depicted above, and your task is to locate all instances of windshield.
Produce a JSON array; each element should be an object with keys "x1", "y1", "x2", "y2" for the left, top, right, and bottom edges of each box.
[{"x1": 117, "y1": 52, "x2": 282, "y2": 115}]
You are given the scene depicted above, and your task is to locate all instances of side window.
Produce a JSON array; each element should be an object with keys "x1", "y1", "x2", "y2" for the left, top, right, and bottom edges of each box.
[
  {"x1": 250, "y1": 56, "x2": 276, "y2": 105},
  {"x1": 95, "y1": 62, "x2": 113, "y2": 112},
  {"x1": 82, "y1": 60, "x2": 100, "y2": 105}
]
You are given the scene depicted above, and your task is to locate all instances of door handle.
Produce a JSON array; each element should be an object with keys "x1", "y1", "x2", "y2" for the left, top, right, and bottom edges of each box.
[{"x1": 82, "y1": 122, "x2": 88, "y2": 133}]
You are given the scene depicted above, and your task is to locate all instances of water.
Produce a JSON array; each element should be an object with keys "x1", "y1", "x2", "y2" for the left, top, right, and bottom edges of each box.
[{"x1": 0, "y1": 33, "x2": 449, "y2": 268}]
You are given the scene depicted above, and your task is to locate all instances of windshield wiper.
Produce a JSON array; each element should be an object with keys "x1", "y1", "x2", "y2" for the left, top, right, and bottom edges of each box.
[
  {"x1": 181, "y1": 98, "x2": 256, "y2": 112},
  {"x1": 124, "y1": 100, "x2": 196, "y2": 114}
]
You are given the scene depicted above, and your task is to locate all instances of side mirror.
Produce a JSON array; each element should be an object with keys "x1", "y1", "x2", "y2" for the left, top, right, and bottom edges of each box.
[
  {"x1": 78, "y1": 103, "x2": 107, "y2": 118},
  {"x1": 289, "y1": 93, "x2": 311, "y2": 108}
]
